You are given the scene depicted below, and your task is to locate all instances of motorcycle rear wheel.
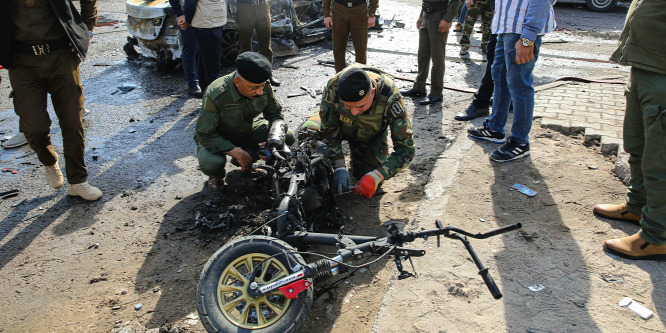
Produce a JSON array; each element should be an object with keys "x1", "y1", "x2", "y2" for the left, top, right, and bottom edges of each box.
[{"x1": 197, "y1": 236, "x2": 313, "y2": 333}]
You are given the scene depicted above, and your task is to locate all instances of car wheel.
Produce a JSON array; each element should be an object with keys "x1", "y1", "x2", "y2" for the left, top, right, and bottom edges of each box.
[
  {"x1": 585, "y1": 0, "x2": 617, "y2": 12},
  {"x1": 222, "y1": 29, "x2": 240, "y2": 65}
]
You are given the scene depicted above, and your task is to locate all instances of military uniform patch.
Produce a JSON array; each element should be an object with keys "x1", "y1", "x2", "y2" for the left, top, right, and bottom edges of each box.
[
  {"x1": 391, "y1": 102, "x2": 404, "y2": 116},
  {"x1": 339, "y1": 114, "x2": 353, "y2": 126}
]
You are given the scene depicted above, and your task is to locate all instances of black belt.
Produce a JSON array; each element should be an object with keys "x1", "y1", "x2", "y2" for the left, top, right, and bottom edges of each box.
[
  {"x1": 237, "y1": 0, "x2": 265, "y2": 4},
  {"x1": 334, "y1": 0, "x2": 367, "y2": 8},
  {"x1": 13, "y1": 38, "x2": 69, "y2": 56},
  {"x1": 422, "y1": 3, "x2": 444, "y2": 13}
]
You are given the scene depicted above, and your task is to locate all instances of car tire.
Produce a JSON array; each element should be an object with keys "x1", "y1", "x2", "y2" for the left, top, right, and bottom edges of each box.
[{"x1": 585, "y1": 0, "x2": 617, "y2": 12}]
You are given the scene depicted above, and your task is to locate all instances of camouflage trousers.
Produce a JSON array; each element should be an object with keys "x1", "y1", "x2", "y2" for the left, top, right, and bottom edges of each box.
[
  {"x1": 459, "y1": 0, "x2": 493, "y2": 51},
  {"x1": 349, "y1": 137, "x2": 389, "y2": 180}
]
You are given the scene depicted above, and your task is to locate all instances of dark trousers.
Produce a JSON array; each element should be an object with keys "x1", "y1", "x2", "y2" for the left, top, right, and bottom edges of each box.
[
  {"x1": 193, "y1": 27, "x2": 223, "y2": 92},
  {"x1": 179, "y1": 26, "x2": 199, "y2": 88},
  {"x1": 472, "y1": 33, "x2": 497, "y2": 108},
  {"x1": 237, "y1": 1, "x2": 273, "y2": 64},
  {"x1": 623, "y1": 67, "x2": 666, "y2": 245},
  {"x1": 415, "y1": 10, "x2": 449, "y2": 96},
  {"x1": 331, "y1": 2, "x2": 369, "y2": 73},
  {"x1": 8, "y1": 49, "x2": 87, "y2": 183}
]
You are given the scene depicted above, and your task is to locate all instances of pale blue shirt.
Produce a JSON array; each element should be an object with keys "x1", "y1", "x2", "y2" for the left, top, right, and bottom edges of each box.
[{"x1": 492, "y1": 0, "x2": 557, "y2": 41}]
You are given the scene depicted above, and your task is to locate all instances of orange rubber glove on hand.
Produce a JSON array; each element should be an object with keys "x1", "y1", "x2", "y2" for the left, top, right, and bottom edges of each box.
[{"x1": 353, "y1": 172, "x2": 382, "y2": 199}]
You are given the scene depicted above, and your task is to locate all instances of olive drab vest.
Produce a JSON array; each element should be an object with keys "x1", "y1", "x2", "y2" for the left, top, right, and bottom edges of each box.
[{"x1": 325, "y1": 65, "x2": 401, "y2": 144}]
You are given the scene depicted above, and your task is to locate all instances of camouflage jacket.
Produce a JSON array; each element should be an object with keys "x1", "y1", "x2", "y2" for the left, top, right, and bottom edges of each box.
[
  {"x1": 195, "y1": 73, "x2": 284, "y2": 153},
  {"x1": 319, "y1": 65, "x2": 415, "y2": 180}
]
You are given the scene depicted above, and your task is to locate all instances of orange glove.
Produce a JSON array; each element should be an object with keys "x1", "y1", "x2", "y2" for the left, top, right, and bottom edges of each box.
[{"x1": 353, "y1": 172, "x2": 382, "y2": 199}]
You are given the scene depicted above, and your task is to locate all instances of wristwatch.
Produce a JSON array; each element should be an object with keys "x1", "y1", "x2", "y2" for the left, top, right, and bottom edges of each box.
[{"x1": 520, "y1": 38, "x2": 534, "y2": 47}]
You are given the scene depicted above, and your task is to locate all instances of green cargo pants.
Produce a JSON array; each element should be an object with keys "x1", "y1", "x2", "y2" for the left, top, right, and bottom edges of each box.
[
  {"x1": 8, "y1": 49, "x2": 88, "y2": 184},
  {"x1": 237, "y1": 1, "x2": 273, "y2": 63},
  {"x1": 197, "y1": 119, "x2": 295, "y2": 177},
  {"x1": 623, "y1": 66, "x2": 666, "y2": 245}
]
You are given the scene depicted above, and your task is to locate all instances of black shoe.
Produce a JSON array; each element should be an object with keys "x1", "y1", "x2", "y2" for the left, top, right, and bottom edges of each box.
[
  {"x1": 419, "y1": 94, "x2": 443, "y2": 105},
  {"x1": 400, "y1": 88, "x2": 427, "y2": 97},
  {"x1": 269, "y1": 76, "x2": 281, "y2": 87},
  {"x1": 454, "y1": 103, "x2": 489, "y2": 121},
  {"x1": 467, "y1": 119, "x2": 506, "y2": 143},
  {"x1": 490, "y1": 139, "x2": 530, "y2": 162},
  {"x1": 188, "y1": 85, "x2": 203, "y2": 98}
]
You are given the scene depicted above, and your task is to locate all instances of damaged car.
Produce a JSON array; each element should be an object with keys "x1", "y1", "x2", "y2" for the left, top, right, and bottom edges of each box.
[{"x1": 124, "y1": 0, "x2": 334, "y2": 66}]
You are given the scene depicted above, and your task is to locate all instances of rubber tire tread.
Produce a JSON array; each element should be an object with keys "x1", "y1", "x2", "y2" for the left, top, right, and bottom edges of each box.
[{"x1": 197, "y1": 235, "x2": 313, "y2": 333}]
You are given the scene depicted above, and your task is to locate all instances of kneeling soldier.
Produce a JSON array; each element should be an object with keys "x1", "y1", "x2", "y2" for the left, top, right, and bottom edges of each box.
[
  {"x1": 195, "y1": 52, "x2": 294, "y2": 191},
  {"x1": 319, "y1": 65, "x2": 415, "y2": 198}
]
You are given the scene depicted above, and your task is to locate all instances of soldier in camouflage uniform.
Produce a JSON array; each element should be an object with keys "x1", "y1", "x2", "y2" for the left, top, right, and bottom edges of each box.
[
  {"x1": 319, "y1": 65, "x2": 415, "y2": 199},
  {"x1": 195, "y1": 52, "x2": 294, "y2": 191},
  {"x1": 459, "y1": 0, "x2": 493, "y2": 55}
]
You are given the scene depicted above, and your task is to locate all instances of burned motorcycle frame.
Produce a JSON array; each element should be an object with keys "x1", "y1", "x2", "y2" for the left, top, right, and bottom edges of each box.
[{"x1": 195, "y1": 121, "x2": 521, "y2": 332}]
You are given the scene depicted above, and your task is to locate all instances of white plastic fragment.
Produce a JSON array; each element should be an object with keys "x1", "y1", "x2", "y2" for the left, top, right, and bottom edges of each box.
[
  {"x1": 527, "y1": 285, "x2": 545, "y2": 292},
  {"x1": 618, "y1": 297, "x2": 653, "y2": 320}
]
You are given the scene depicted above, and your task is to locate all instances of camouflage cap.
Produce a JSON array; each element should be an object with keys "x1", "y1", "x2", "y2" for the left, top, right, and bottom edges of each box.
[{"x1": 338, "y1": 67, "x2": 371, "y2": 102}]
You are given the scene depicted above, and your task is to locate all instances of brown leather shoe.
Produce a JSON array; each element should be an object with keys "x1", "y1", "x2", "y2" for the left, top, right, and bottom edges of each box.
[
  {"x1": 604, "y1": 233, "x2": 666, "y2": 260},
  {"x1": 207, "y1": 177, "x2": 224, "y2": 192},
  {"x1": 593, "y1": 203, "x2": 640, "y2": 224}
]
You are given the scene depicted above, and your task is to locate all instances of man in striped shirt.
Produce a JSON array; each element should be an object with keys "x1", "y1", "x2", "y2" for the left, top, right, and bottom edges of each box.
[{"x1": 467, "y1": 0, "x2": 555, "y2": 162}]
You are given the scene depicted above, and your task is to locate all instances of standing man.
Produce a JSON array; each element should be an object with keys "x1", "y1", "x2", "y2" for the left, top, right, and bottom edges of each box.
[
  {"x1": 401, "y1": 0, "x2": 460, "y2": 105},
  {"x1": 237, "y1": 0, "x2": 280, "y2": 86},
  {"x1": 170, "y1": 0, "x2": 202, "y2": 98},
  {"x1": 467, "y1": 0, "x2": 555, "y2": 162},
  {"x1": 319, "y1": 65, "x2": 415, "y2": 199},
  {"x1": 195, "y1": 52, "x2": 295, "y2": 191},
  {"x1": 596, "y1": 0, "x2": 666, "y2": 260},
  {"x1": 458, "y1": 0, "x2": 493, "y2": 56},
  {"x1": 184, "y1": 0, "x2": 227, "y2": 92},
  {"x1": 323, "y1": 0, "x2": 378, "y2": 73},
  {"x1": 1, "y1": 0, "x2": 103, "y2": 201}
]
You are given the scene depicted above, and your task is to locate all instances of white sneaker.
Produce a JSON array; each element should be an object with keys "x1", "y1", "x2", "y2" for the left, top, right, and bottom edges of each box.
[
  {"x1": 45, "y1": 162, "x2": 64, "y2": 189},
  {"x1": 3, "y1": 132, "x2": 28, "y2": 148},
  {"x1": 67, "y1": 182, "x2": 103, "y2": 201}
]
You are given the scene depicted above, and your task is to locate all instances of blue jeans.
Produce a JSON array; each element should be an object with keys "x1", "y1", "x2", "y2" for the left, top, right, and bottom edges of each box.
[
  {"x1": 179, "y1": 27, "x2": 199, "y2": 88},
  {"x1": 459, "y1": 3, "x2": 468, "y2": 25},
  {"x1": 487, "y1": 33, "x2": 542, "y2": 145}
]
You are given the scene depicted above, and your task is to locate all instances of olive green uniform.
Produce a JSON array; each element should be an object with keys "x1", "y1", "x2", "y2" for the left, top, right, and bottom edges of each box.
[
  {"x1": 609, "y1": 0, "x2": 666, "y2": 245},
  {"x1": 319, "y1": 65, "x2": 415, "y2": 180},
  {"x1": 237, "y1": 0, "x2": 273, "y2": 63},
  {"x1": 195, "y1": 73, "x2": 294, "y2": 177},
  {"x1": 414, "y1": 0, "x2": 459, "y2": 96},
  {"x1": 323, "y1": 0, "x2": 379, "y2": 73},
  {"x1": 8, "y1": 0, "x2": 97, "y2": 184},
  {"x1": 459, "y1": 0, "x2": 492, "y2": 53}
]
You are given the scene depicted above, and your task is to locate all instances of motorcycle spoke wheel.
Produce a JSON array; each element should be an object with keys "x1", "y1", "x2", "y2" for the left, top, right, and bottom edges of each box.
[{"x1": 217, "y1": 254, "x2": 291, "y2": 329}]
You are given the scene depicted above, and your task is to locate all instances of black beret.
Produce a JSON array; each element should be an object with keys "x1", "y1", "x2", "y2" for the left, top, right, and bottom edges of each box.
[
  {"x1": 337, "y1": 67, "x2": 371, "y2": 102},
  {"x1": 235, "y1": 52, "x2": 272, "y2": 84}
]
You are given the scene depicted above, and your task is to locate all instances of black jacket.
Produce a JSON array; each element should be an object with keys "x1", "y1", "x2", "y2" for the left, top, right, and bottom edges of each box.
[{"x1": 0, "y1": 0, "x2": 96, "y2": 68}]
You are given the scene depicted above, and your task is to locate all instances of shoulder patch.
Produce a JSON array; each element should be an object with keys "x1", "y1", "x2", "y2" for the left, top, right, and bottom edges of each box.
[{"x1": 391, "y1": 102, "x2": 405, "y2": 116}]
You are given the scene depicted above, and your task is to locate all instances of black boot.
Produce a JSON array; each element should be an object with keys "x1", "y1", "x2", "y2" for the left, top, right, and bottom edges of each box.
[
  {"x1": 454, "y1": 103, "x2": 489, "y2": 121},
  {"x1": 400, "y1": 88, "x2": 427, "y2": 97}
]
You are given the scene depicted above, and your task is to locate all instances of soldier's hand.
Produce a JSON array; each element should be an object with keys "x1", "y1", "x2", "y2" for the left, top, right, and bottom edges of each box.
[
  {"x1": 438, "y1": 20, "x2": 451, "y2": 33},
  {"x1": 227, "y1": 147, "x2": 253, "y2": 172},
  {"x1": 367, "y1": 16, "x2": 375, "y2": 28},
  {"x1": 333, "y1": 168, "x2": 352, "y2": 196},
  {"x1": 352, "y1": 170, "x2": 384, "y2": 199},
  {"x1": 416, "y1": 16, "x2": 422, "y2": 29},
  {"x1": 466, "y1": 0, "x2": 474, "y2": 7},
  {"x1": 324, "y1": 17, "x2": 333, "y2": 29}
]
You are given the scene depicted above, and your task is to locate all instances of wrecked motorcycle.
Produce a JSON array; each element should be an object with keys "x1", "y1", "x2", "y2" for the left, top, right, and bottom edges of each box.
[{"x1": 195, "y1": 122, "x2": 521, "y2": 332}]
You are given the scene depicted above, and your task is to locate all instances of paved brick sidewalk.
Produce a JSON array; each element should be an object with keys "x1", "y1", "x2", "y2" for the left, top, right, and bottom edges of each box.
[{"x1": 534, "y1": 77, "x2": 628, "y2": 154}]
